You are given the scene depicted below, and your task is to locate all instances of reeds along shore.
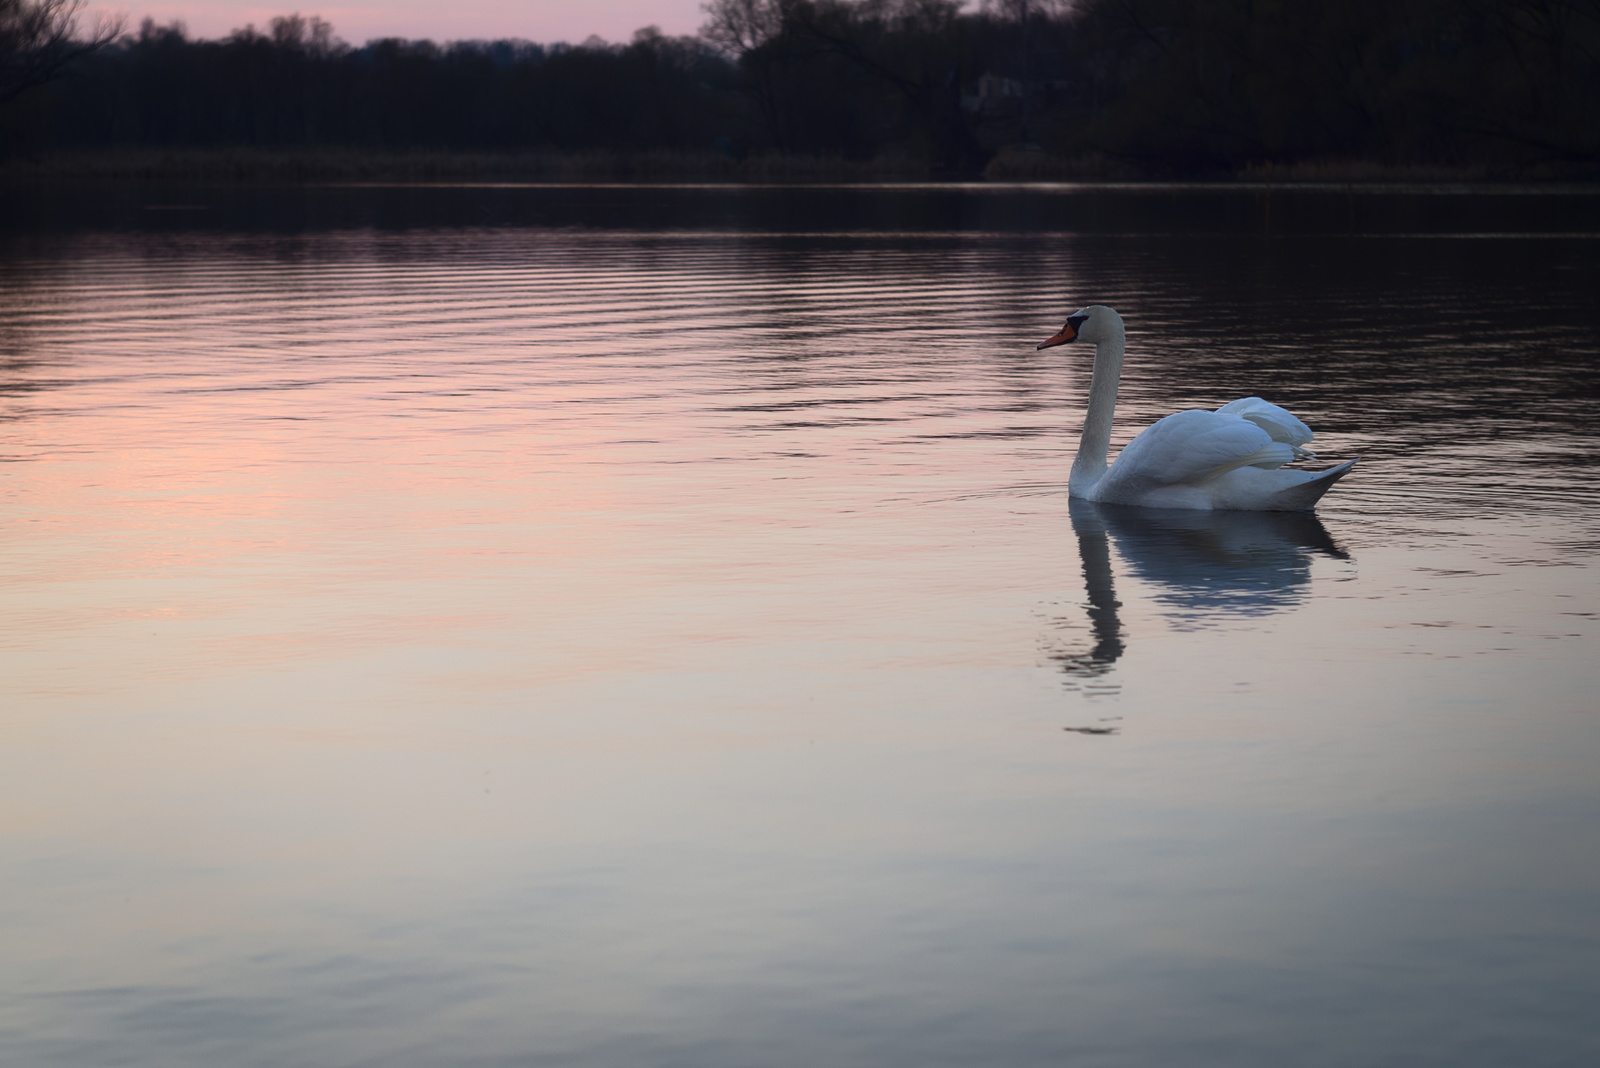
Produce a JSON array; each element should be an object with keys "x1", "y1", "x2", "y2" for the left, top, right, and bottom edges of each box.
[
  {"x1": 3, "y1": 147, "x2": 1584, "y2": 185},
  {"x1": 0, "y1": 147, "x2": 922, "y2": 183}
]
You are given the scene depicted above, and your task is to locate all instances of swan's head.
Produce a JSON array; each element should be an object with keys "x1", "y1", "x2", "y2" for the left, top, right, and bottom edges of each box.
[{"x1": 1037, "y1": 305, "x2": 1123, "y2": 349}]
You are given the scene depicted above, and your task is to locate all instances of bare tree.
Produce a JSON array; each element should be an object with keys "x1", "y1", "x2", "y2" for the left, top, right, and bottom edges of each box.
[
  {"x1": 0, "y1": 0, "x2": 123, "y2": 105},
  {"x1": 700, "y1": 0, "x2": 786, "y2": 55}
]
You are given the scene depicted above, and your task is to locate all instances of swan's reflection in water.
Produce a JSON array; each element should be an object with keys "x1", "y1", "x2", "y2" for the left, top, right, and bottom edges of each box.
[{"x1": 1050, "y1": 499, "x2": 1350, "y2": 693}]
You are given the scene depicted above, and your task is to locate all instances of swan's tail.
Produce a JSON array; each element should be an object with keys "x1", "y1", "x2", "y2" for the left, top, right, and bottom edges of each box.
[{"x1": 1268, "y1": 459, "x2": 1358, "y2": 511}]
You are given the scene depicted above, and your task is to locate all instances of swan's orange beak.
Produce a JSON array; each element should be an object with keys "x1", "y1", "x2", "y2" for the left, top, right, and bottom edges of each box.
[{"x1": 1037, "y1": 323, "x2": 1077, "y2": 350}]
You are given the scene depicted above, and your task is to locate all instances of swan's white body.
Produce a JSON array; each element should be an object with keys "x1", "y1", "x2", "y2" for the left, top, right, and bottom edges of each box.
[{"x1": 1039, "y1": 306, "x2": 1354, "y2": 512}]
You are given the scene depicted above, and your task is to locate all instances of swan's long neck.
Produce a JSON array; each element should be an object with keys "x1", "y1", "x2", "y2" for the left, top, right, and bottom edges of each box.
[{"x1": 1070, "y1": 326, "x2": 1126, "y2": 491}]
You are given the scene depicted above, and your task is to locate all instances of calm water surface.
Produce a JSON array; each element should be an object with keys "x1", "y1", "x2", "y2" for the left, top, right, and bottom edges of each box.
[{"x1": 2, "y1": 186, "x2": 1598, "y2": 1067}]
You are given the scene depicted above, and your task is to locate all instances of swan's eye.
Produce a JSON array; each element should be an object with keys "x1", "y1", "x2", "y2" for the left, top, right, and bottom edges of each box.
[{"x1": 1068, "y1": 314, "x2": 1089, "y2": 330}]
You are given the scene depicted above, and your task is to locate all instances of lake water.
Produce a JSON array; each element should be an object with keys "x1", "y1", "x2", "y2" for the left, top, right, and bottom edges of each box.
[{"x1": 2, "y1": 184, "x2": 1598, "y2": 1067}]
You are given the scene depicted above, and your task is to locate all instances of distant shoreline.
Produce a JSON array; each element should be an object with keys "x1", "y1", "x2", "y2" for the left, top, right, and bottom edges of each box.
[{"x1": 4, "y1": 147, "x2": 1595, "y2": 185}]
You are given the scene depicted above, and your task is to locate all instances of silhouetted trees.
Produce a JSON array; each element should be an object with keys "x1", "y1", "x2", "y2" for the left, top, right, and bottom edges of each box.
[
  {"x1": 0, "y1": 0, "x2": 120, "y2": 103},
  {"x1": 2, "y1": 1, "x2": 1597, "y2": 176},
  {"x1": 703, "y1": 0, "x2": 995, "y2": 174},
  {"x1": 1060, "y1": 0, "x2": 1600, "y2": 172},
  {"x1": 5, "y1": 16, "x2": 741, "y2": 153}
]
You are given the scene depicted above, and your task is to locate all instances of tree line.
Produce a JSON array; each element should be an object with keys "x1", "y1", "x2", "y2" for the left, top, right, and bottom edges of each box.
[{"x1": 2, "y1": 0, "x2": 1597, "y2": 177}]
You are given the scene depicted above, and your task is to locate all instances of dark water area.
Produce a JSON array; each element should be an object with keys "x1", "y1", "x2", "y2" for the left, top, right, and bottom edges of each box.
[
  {"x1": 5, "y1": 180, "x2": 1600, "y2": 237},
  {"x1": 1, "y1": 185, "x2": 1597, "y2": 1068}
]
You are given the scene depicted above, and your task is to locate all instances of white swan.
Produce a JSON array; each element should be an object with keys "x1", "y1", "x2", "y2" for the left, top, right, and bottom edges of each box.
[{"x1": 1038, "y1": 306, "x2": 1355, "y2": 511}]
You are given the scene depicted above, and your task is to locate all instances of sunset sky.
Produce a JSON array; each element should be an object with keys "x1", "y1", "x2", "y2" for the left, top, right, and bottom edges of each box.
[{"x1": 94, "y1": 0, "x2": 712, "y2": 46}]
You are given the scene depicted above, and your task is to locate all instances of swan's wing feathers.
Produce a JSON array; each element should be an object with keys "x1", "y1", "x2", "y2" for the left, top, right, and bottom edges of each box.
[
  {"x1": 1215, "y1": 397, "x2": 1316, "y2": 457},
  {"x1": 1111, "y1": 409, "x2": 1292, "y2": 491}
]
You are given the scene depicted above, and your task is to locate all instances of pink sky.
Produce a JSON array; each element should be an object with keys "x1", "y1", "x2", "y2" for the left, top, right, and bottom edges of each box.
[{"x1": 92, "y1": 0, "x2": 711, "y2": 45}]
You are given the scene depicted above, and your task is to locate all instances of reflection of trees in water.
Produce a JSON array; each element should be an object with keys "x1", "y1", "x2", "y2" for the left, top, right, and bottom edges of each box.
[{"x1": 1044, "y1": 499, "x2": 1350, "y2": 695}]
